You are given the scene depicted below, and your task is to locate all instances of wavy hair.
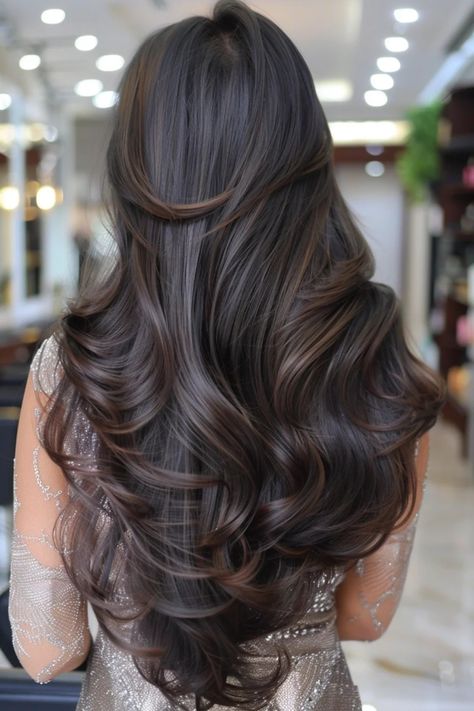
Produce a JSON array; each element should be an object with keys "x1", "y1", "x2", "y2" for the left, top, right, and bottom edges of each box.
[{"x1": 40, "y1": 1, "x2": 447, "y2": 708}]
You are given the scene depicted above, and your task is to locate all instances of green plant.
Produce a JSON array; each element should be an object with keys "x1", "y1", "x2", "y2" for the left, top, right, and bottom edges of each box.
[{"x1": 395, "y1": 100, "x2": 443, "y2": 203}]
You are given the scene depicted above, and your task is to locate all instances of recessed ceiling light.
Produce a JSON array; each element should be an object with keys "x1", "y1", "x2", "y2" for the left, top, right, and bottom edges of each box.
[
  {"x1": 364, "y1": 90, "x2": 388, "y2": 107},
  {"x1": 96, "y1": 54, "x2": 125, "y2": 72},
  {"x1": 365, "y1": 161, "x2": 385, "y2": 177},
  {"x1": 44, "y1": 125, "x2": 59, "y2": 142},
  {"x1": 75, "y1": 35, "x2": 98, "y2": 52},
  {"x1": 329, "y1": 121, "x2": 408, "y2": 145},
  {"x1": 0, "y1": 93, "x2": 12, "y2": 110},
  {"x1": 366, "y1": 145, "x2": 384, "y2": 156},
  {"x1": 384, "y1": 37, "x2": 409, "y2": 53},
  {"x1": 370, "y1": 73, "x2": 394, "y2": 91},
  {"x1": 0, "y1": 186, "x2": 20, "y2": 210},
  {"x1": 74, "y1": 79, "x2": 103, "y2": 97},
  {"x1": 36, "y1": 185, "x2": 57, "y2": 210},
  {"x1": 314, "y1": 79, "x2": 353, "y2": 102},
  {"x1": 19, "y1": 54, "x2": 41, "y2": 70},
  {"x1": 93, "y1": 90, "x2": 119, "y2": 108},
  {"x1": 394, "y1": 8, "x2": 419, "y2": 23},
  {"x1": 41, "y1": 8, "x2": 65, "y2": 24},
  {"x1": 376, "y1": 57, "x2": 401, "y2": 73}
]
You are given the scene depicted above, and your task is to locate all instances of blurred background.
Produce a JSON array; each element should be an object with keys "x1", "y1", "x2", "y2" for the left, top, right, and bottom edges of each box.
[{"x1": 0, "y1": 1, "x2": 473, "y2": 709}]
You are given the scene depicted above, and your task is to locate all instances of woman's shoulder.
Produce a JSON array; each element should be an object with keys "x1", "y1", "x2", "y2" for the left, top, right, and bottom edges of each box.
[{"x1": 30, "y1": 332, "x2": 63, "y2": 396}]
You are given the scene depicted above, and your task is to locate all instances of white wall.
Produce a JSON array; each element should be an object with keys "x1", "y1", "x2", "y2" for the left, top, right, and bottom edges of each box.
[
  {"x1": 74, "y1": 117, "x2": 112, "y2": 205},
  {"x1": 335, "y1": 163, "x2": 405, "y2": 297}
]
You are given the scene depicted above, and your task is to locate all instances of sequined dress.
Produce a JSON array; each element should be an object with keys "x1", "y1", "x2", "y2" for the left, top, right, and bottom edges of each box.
[{"x1": 8, "y1": 335, "x2": 426, "y2": 710}]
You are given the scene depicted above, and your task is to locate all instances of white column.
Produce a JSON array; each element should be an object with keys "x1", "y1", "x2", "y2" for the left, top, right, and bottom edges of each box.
[
  {"x1": 9, "y1": 89, "x2": 26, "y2": 323},
  {"x1": 401, "y1": 199, "x2": 431, "y2": 356},
  {"x1": 42, "y1": 109, "x2": 78, "y2": 313}
]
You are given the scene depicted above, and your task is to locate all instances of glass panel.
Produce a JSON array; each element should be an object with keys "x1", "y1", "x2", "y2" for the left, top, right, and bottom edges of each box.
[
  {"x1": 24, "y1": 147, "x2": 42, "y2": 298},
  {"x1": 0, "y1": 97, "x2": 12, "y2": 306}
]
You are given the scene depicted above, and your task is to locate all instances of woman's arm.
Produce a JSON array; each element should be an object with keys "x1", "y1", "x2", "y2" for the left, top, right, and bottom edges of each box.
[
  {"x1": 8, "y1": 336, "x2": 91, "y2": 683},
  {"x1": 335, "y1": 430, "x2": 430, "y2": 642}
]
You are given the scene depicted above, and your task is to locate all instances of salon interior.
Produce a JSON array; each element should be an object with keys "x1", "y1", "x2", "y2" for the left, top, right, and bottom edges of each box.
[{"x1": 0, "y1": 1, "x2": 474, "y2": 709}]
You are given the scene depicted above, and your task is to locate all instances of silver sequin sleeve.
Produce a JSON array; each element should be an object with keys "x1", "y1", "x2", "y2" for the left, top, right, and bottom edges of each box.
[
  {"x1": 335, "y1": 434, "x2": 430, "y2": 640},
  {"x1": 8, "y1": 335, "x2": 91, "y2": 684}
]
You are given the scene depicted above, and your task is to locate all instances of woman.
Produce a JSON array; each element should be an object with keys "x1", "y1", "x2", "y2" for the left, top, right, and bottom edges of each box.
[{"x1": 8, "y1": 1, "x2": 446, "y2": 709}]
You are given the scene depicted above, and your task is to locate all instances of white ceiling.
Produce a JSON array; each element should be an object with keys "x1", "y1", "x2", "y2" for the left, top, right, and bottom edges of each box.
[{"x1": 0, "y1": 0, "x2": 473, "y2": 122}]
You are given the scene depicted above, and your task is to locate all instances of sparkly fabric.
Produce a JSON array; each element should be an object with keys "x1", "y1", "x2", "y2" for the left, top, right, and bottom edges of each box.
[
  {"x1": 8, "y1": 334, "x2": 427, "y2": 710},
  {"x1": 8, "y1": 334, "x2": 90, "y2": 684},
  {"x1": 347, "y1": 512, "x2": 420, "y2": 636}
]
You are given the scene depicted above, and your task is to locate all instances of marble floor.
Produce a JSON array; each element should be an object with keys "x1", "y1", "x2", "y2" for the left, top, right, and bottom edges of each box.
[
  {"x1": 0, "y1": 418, "x2": 472, "y2": 710},
  {"x1": 343, "y1": 418, "x2": 474, "y2": 710}
]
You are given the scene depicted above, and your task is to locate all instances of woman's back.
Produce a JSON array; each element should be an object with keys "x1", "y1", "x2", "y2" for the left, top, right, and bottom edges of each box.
[
  {"x1": 10, "y1": 334, "x2": 429, "y2": 710},
  {"x1": 13, "y1": 337, "x2": 359, "y2": 711},
  {"x1": 8, "y1": 1, "x2": 445, "y2": 709}
]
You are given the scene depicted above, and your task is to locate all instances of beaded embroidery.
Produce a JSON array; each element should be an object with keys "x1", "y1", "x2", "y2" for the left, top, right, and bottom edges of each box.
[
  {"x1": 346, "y1": 436, "x2": 428, "y2": 636},
  {"x1": 8, "y1": 336, "x2": 90, "y2": 684}
]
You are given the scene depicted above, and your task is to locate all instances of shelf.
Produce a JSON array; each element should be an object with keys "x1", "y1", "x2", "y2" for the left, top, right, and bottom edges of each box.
[
  {"x1": 434, "y1": 90, "x2": 474, "y2": 460},
  {"x1": 439, "y1": 229, "x2": 474, "y2": 241},
  {"x1": 441, "y1": 183, "x2": 474, "y2": 196},
  {"x1": 432, "y1": 331, "x2": 467, "y2": 351},
  {"x1": 434, "y1": 337, "x2": 466, "y2": 347},
  {"x1": 439, "y1": 134, "x2": 474, "y2": 154},
  {"x1": 444, "y1": 389, "x2": 468, "y2": 418},
  {"x1": 441, "y1": 391, "x2": 469, "y2": 458},
  {"x1": 452, "y1": 231, "x2": 474, "y2": 241}
]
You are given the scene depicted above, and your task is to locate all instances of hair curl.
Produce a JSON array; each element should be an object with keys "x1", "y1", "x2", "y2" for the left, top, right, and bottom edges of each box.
[{"x1": 40, "y1": 1, "x2": 447, "y2": 708}]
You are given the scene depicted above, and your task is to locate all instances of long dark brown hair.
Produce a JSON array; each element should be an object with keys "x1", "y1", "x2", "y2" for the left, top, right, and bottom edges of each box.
[{"x1": 38, "y1": 1, "x2": 446, "y2": 708}]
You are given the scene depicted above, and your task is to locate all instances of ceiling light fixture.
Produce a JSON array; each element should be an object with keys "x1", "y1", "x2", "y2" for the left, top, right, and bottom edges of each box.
[
  {"x1": 366, "y1": 145, "x2": 384, "y2": 156},
  {"x1": 19, "y1": 54, "x2": 41, "y2": 70},
  {"x1": 365, "y1": 161, "x2": 385, "y2": 177},
  {"x1": 329, "y1": 121, "x2": 408, "y2": 145},
  {"x1": 364, "y1": 90, "x2": 388, "y2": 107},
  {"x1": 0, "y1": 125, "x2": 15, "y2": 145},
  {"x1": 41, "y1": 8, "x2": 66, "y2": 24},
  {"x1": 384, "y1": 37, "x2": 409, "y2": 52},
  {"x1": 0, "y1": 93, "x2": 12, "y2": 110},
  {"x1": 0, "y1": 186, "x2": 20, "y2": 211},
  {"x1": 394, "y1": 8, "x2": 419, "y2": 23},
  {"x1": 74, "y1": 79, "x2": 103, "y2": 97},
  {"x1": 36, "y1": 185, "x2": 57, "y2": 210},
  {"x1": 314, "y1": 79, "x2": 353, "y2": 102},
  {"x1": 75, "y1": 35, "x2": 98, "y2": 51},
  {"x1": 376, "y1": 56, "x2": 401, "y2": 73},
  {"x1": 96, "y1": 54, "x2": 125, "y2": 72},
  {"x1": 93, "y1": 90, "x2": 119, "y2": 108},
  {"x1": 44, "y1": 125, "x2": 59, "y2": 142},
  {"x1": 370, "y1": 74, "x2": 394, "y2": 90}
]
